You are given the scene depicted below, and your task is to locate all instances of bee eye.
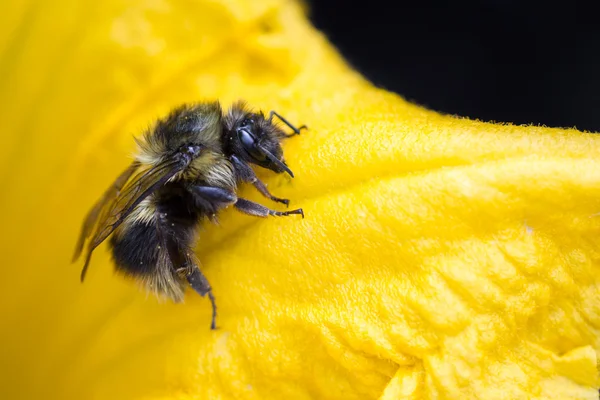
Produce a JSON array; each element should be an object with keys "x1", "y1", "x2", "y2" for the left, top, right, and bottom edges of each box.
[{"x1": 238, "y1": 129, "x2": 266, "y2": 161}]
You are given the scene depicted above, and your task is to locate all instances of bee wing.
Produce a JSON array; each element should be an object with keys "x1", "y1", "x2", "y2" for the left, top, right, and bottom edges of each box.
[
  {"x1": 77, "y1": 158, "x2": 186, "y2": 282},
  {"x1": 72, "y1": 161, "x2": 142, "y2": 263}
]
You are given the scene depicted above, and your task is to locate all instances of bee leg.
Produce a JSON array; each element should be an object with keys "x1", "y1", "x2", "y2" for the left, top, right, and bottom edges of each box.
[
  {"x1": 252, "y1": 179, "x2": 289, "y2": 207},
  {"x1": 186, "y1": 267, "x2": 218, "y2": 330},
  {"x1": 191, "y1": 186, "x2": 237, "y2": 205},
  {"x1": 190, "y1": 186, "x2": 238, "y2": 220},
  {"x1": 268, "y1": 111, "x2": 307, "y2": 137},
  {"x1": 163, "y1": 224, "x2": 218, "y2": 330},
  {"x1": 231, "y1": 155, "x2": 289, "y2": 206},
  {"x1": 234, "y1": 198, "x2": 304, "y2": 219}
]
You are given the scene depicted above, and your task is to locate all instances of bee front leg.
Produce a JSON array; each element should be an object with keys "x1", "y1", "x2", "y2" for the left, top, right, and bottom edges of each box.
[
  {"x1": 234, "y1": 198, "x2": 304, "y2": 219},
  {"x1": 231, "y1": 155, "x2": 290, "y2": 206}
]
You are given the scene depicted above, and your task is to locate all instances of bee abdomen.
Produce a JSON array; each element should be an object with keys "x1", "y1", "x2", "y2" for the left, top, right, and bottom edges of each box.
[{"x1": 109, "y1": 221, "x2": 186, "y2": 301}]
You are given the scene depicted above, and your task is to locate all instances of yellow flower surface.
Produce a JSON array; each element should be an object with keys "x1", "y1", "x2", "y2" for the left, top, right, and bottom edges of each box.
[{"x1": 2, "y1": 0, "x2": 600, "y2": 399}]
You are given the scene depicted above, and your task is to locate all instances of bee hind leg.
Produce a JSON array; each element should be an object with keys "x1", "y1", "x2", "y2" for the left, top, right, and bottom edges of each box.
[
  {"x1": 185, "y1": 266, "x2": 218, "y2": 330},
  {"x1": 159, "y1": 210, "x2": 218, "y2": 330},
  {"x1": 191, "y1": 186, "x2": 237, "y2": 204},
  {"x1": 234, "y1": 198, "x2": 304, "y2": 219},
  {"x1": 190, "y1": 185, "x2": 238, "y2": 223}
]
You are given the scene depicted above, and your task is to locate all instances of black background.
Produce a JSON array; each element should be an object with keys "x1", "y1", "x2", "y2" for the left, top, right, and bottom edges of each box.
[{"x1": 308, "y1": 0, "x2": 600, "y2": 132}]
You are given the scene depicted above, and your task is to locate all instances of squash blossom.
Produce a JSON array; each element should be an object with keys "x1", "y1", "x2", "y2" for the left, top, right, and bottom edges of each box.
[{"x1": 1, "y1": 0, "x2": 600, "y2": 399}]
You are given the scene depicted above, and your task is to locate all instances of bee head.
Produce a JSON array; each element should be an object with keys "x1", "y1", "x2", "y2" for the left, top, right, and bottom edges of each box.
[{"x1": 224, "y1": 103, "x2": 294, "y2": 177}]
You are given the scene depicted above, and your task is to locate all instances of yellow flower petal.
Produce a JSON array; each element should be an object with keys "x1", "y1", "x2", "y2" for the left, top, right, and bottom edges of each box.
[{"x1": 1, "y1": 0, "x2": 600, "y2": 399}]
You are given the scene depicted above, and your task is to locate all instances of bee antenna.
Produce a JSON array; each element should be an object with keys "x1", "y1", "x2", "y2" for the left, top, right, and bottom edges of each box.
[{"x1": 267, "y1": 111, "x2": 308, "y2": 137}]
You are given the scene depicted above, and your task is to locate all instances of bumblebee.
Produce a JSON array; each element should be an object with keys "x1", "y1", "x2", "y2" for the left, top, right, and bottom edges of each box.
[{"x1": 72, "y1": 101, "x2": 305, "y2": 329}]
